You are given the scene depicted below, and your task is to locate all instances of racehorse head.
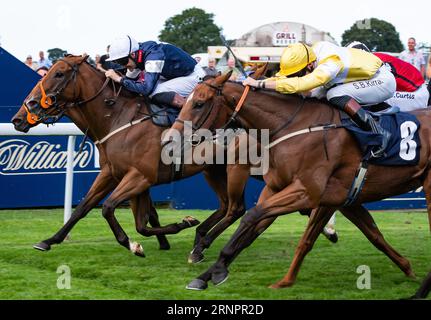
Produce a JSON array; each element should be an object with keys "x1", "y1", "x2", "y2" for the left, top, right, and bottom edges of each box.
[{"x1": 11, "y1": 55, "x2": 90, "y2": 132}]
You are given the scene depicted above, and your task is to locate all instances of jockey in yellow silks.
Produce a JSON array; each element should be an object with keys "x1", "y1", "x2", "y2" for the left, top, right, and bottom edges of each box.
[{"x1": 243, "y1": 41, "x2": 396, "y2": 157}]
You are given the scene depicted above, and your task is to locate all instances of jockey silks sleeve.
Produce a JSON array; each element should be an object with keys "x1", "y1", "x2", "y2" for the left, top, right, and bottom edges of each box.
[
  {"x1": 274, "y1": 57, "x2": 343, "y2": 94},
  {"x1": 120, "y1": 41, "x2": 196, "y2": 96},
  {"x1": 270, "y1": 41, "x2": 383, "y2": 95}
]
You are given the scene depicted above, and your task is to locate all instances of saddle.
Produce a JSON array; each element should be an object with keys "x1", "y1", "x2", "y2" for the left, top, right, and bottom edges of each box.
[
  {"x1": 340, "y1": 109, "x2": 420, "y2": 166},
  {"x1": 148, "y1": 103, "x2": 180, "y2": 127}
]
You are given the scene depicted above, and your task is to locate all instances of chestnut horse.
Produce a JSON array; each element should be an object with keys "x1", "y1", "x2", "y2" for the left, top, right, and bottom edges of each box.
[
  {"x1": 11, "y1": 56, "x2": 336, "y2": 264},
  {"x1": 168, "y1": 71, "x2": 430, "y2": 291},
  {"x1": 11, "y1": 55, "x2": 257, "y2": 258}
]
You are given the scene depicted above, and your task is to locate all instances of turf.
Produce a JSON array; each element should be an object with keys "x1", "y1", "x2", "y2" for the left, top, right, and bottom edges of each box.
[{"x1": 0, "y1": 208, "x2": 430, "y2": 300}]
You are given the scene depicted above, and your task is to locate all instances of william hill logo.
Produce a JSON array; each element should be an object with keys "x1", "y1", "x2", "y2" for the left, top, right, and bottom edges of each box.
[{"x1": 0, "y1": 139, "x2": 100, "y2": 175}]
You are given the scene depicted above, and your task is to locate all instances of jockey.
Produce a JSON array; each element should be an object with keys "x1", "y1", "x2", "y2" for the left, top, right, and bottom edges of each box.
[
  {"x1": 243, "y1": 41, "x2": 396, "y2": 157},
  {"x1": 105, "y1": 35, "x2": 206, "y2": 108},
  {"x1": 347, "y1": 41, "x2": 430, "y2": 112}
]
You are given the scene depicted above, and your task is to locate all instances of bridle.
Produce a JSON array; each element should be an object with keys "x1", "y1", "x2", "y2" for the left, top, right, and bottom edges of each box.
[
  {"x1": 23, "y1": 57, "x2": 113, "y2": 125},
  {"x1": 174, "y1": 81, "x2": 248, "y2": 134},
  {"x1": 174, "y1": 79, "x2": 307, "y2": 142}
]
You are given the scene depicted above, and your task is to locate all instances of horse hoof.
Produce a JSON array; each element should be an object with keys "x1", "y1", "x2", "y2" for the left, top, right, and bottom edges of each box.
[
  {"x1": 130, "y1": 242, "x2": 145, "y2": 258},
  {"x1": 269, "y1": 281, "x2": 293, "y2": 289},
  {"x1": 33, "y1": 242, "x2": 51, "y2": 251},
  {"x1": 186, "y1": 279, "x2": 208, "y2": 291},
  {"x1": 159, "y1": 242, "x2": 171, "y2": 251},
  {"x1": 183, "y1": 216, "x2": 200, "y2": 227},
  {"x1": 212, "y1": 271, "x2": 229, "y2": 286},
  {"x1": 188, "y1": 251, "x2": 205, "y2": 264},
  {"x1": 327, "y1": 232, "x2": 338, "y2": 244}
]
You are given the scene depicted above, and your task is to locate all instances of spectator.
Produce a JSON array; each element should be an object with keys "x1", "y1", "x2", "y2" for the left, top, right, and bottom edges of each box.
[
  {"x1": 399, "y1": 38, "x2": 426, "y2": 78},
  {"x1": 95, "y1": 54, "x2": 101, "y2": 66},
  {"x1": 37, "y1": 51, "x2": 52, "y2": 69},
  {"x1": 347, "y1": 41, "x2": 429, "y2": 111},
  {"x1": 222, "y1": 57, "x2": 241, "y2": 81},
  {"x1": 427, "y1": 55, "x2": 431, "y2": 80},
  {"x1": 36, "y1": 66, "x2": 49, "y2": 77},
  {"x1": 203, "y1": 57, "x2": 219, "y2": 77},
  {"x1": 24, "y1": 55, "x2": 37, "y2": 70}
]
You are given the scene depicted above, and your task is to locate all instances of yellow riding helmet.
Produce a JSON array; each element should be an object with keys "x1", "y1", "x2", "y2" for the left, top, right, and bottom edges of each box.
[{"x1": 276, "y1": 43, "x2": 317, "y2": 77}]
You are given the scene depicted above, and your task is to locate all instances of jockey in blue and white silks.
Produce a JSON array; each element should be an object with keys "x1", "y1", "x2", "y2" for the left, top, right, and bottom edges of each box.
[{"x1": 105, "y1": 35, "x2": 205, "y2": 108}]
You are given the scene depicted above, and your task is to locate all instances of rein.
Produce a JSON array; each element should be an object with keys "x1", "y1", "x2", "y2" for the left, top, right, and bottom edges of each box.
[
  {"x1": 23, "y1": 57, "x2": 156, "y2": 146},
  {"x1": 175, "y1": 81, "x2": 251, "y2": 133},
  {"x1": 23, "y1": 58, "x2": 116, "y2": 125}
]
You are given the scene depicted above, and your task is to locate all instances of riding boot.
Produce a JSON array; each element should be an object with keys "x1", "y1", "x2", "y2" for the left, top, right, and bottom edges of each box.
[
  {"x1": 151, "y1": 91, "x2": 186, "y2": 109},
  {"x1": 343, "y1": 98, "x2": 391, "y2": 158}
]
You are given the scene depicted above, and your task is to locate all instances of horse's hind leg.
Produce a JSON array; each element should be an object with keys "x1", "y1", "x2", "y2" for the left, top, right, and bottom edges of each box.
[
  {"x1": 34, "y1": 167, "x2": 116, "y2": 251},
  {"x1": 406, "y1": 172, "x2": 431, "y2": 298},
  {"x1": 147, "y1": 201, "x2": 171, "y2": 250},
  {"x1": 270, "y1": 206, "x2": 334, "y2": 288},
  {"x1": 340, "y1": 205, "x2": 414, "y2": 278},
  {"x1": 300, "y1": 209, "x2": 338, "y2": 243},
  {"x1": 411, "y1": 270, "x2": 431, "y2": 299},
  {"x1": 273, "y1": 204, "x2": 414, "y2": 289},
  {"x1": 132, "y1": 191, "x2": 200, "y2": 238},
  {"x1": 130, "y1": 192, "x2": 170, "y2": 251}
]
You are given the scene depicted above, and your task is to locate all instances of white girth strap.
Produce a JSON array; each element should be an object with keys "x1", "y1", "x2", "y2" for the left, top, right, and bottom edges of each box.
[
  {"x1": 265, "y1": 124, "x2": 338, "y2": 150},
  {"x1": 94, "y1": 116, "x2": 151, "y2": 145}
]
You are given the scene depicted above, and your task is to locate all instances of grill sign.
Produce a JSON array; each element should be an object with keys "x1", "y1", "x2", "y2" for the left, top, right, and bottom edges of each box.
[{"x1": 273, "y1": 32, "x2": 297, "y2": 46}]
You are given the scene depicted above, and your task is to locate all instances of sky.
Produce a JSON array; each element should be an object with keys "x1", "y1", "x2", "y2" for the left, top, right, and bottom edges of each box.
[{"x1": 0, "y1": 0, "x2": 429, "y2": 61}]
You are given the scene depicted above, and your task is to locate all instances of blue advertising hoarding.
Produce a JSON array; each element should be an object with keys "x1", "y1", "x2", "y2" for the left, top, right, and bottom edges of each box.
[{"x1": 0, "y1": 46, "x2": 426, "y2": 210}]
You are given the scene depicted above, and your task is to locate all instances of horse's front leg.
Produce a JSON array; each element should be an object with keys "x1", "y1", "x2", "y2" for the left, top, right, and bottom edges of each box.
[
  {"x1": 188, "y1": 166, "x2": 230, "y2": 264},
  {"x1": 101, "y1": 168, "x2": 155, "y2": 257},
  {"x1": 270, "y1": 206, "x2": 334, "y2": 288},
  {"x1": 411, "y1": 271, "x2": 431, "y2": 299},
  {"x1": 190, "y1": 164, "x2": 248, "y2": 264},
  {"x1": 187, "y1": 179, "x2": 316, "y2": 290},
  {"x1": 130, "y1": 189, "x2": 199, "y2": 243},
  {"x1": 33, "y1": 167, "x2": 116, "y2": 251},
  {"x1": 130, "y1": 192, "x2": 170, "y2": 251}
]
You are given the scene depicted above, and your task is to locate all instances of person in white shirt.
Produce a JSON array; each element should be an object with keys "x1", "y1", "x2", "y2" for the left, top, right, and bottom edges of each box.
[{"x1": 399, "y1": 37, "x2": 426, "y2": 78}]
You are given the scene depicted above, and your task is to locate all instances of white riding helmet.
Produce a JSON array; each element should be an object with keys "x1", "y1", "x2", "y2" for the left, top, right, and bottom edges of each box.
[{"x1": 106, "y1": 35, "x2": 139, "y2": 61}]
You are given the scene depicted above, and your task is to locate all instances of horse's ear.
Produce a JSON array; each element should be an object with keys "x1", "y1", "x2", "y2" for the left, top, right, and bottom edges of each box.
[
  {"x1": 214, "y1": 70, "x2": 232, "y2": 85},
  {"x1": 251, "y1": 63, "x2": 268, "y2": 80},
  {"x1": 80, "y1": 55, "x2": 90, "y2": 63}
]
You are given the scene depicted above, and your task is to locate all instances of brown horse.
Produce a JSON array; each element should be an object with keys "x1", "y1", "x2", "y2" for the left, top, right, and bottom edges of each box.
[
  {"x1": 168, "y1": 71, "x2": 429, "y2": 291},
  {"x1": 11, "y1": 55, "x2": 257, "y2": 258},
  {"x1": 412, "y1": 270, "x2": 431, "y2": 299}
]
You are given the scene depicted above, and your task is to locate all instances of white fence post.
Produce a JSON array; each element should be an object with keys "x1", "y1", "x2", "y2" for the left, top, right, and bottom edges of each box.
[
  {"x1": 64, "y1": 136, "x2": 76, "y2": 225},
  {"x1": 0, "y1": 123, "x2": 84, "y2": 228}
]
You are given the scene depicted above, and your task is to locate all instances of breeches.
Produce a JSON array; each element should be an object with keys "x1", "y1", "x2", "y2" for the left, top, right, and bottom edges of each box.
[
  {"x1": 149, "y1": 65, "x2": 206, "y2": 98},
  {"x1": 385, "y1": 84, "x2": 430, "y2": 112},
  {"x1": 326, "y1": 64, "x2": 397, "y2": 107}
]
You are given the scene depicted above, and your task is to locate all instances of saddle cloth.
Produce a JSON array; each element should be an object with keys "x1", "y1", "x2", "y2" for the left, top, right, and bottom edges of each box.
[
  {"x1": 148, "y1": 103, "x2": 180, "y2": 127},
  {"x1": 341, "y1": 111, "x2": 421, "y2": 166}
]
